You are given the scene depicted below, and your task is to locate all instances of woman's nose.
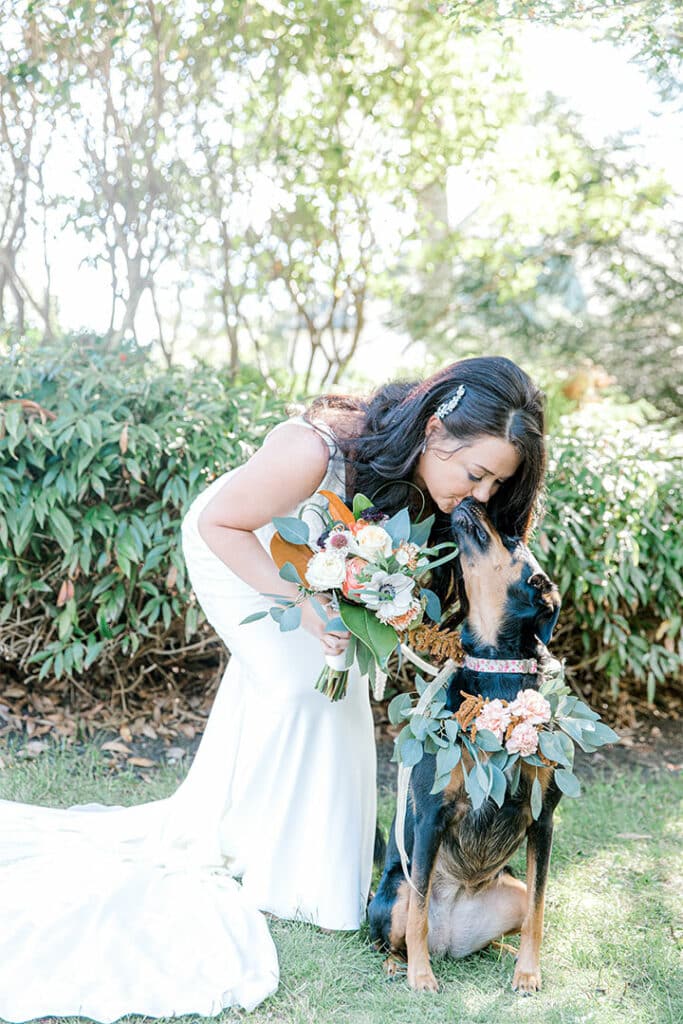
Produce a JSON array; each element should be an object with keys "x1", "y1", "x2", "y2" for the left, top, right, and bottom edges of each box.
[{"x1": 470, "y1": 480, "x2": 494, "y2": 504}]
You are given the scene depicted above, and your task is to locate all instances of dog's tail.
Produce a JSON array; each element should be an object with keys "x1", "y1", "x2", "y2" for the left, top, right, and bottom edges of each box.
[{"x1": 373, "y1": 824, "x2": 387, "y2": 867}]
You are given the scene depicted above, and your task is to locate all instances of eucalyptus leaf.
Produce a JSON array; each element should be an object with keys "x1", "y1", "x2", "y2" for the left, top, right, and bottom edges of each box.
[
  {"x1": 430, "y1": 773, "x2": 451, "y2": 795},
  {"x1": 410, "y1": 714, "x2": 430, "y2": 742},
  {"x1": 401, "y1": 737, "x2": 424, "y2": 768},
  {"x1": 279, "y1": 605, "x2": 302, "y2": 631},
  {"x1": 489, "y1": 749, "x2": 511, "y2": 770},
  {"x1": 538, "y1": 729, "x2": 574, "y2": 768},
  {"x1": 465, "y1": 766, "x2": 486, "y2": 810},
  {"x1": 474, "y1": 728, "x2": 503, "y2": 752},
  {"x1": 272, "y1": 516, "x2": 310, "y2": 545},
  {"x1": 240, "y1": 611, "x2": 268, "y2": 625},
  {"x1": 324, "y1": 616, "x2": 345, "y2": 632},
  {"x1": 278, "y1": 561, "x2": 302, "y2": 584},
  {"x1": 383, "y1": 508, "x2": 411, "y2": 545},
  {"x1": 424, "y1": 734, "x2": 441, "y2": 755},
  {"x1": 586, "y1": 721, "x2": 619, "y2": 745},
  {"x1": 554, "y1": 768, "x2": 581, "y2": 797},
  {"x1": 388, "y1": 692, "x2": 413, "y2": 725},
  {"x1": 409, "y1": 514, "x2": 435, "y2": 547},
  {"x1": 489, "y1": 764, "x2": 508, "y2": 808},
  {"x1": 436, "y1": 744, "x2": 461, "y2": 776},
  {"x1": 308, "y1": 597, "x2": 330, "y2": 623},
  {"x1": 476, "y1": 761, "x2": 490, "y2": 794},
  {"x1": 508, "y1": 759, "x2": 522, "y2": 796},
  {"x1": 530, "y1": 775, "x2": 543, "y2": 820},
  {"x1": 567, "y1": 701, "x2": 600, "y2": 721},
  {"x1": 421, "y1": 587, "x2": 442, "y2": 624},
  {"x1": 445, "y1": 719, "x2": 460, "y2": 742}
]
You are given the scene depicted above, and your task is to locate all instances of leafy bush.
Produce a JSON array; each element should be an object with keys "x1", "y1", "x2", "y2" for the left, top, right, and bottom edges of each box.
[
  {"x1": 1, "y1": 339, "x2": 681, "y2": 705},
  {"x1": 0, "y1": 336, "x2": 290, "y2": 691},
  {"x1": 533, "y1": 401, "x2": 683, "y2": 700}
]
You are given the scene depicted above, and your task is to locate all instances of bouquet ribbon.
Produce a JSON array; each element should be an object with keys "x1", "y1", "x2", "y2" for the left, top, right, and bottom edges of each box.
[{"x1": 394, "y1": 645, "x2": 458, "y2": 896}]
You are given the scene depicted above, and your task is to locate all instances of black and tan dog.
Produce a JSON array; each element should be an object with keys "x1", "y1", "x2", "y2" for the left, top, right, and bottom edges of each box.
[{"x1": 369, "y1": 497, "x2": 562, "y2": 995}]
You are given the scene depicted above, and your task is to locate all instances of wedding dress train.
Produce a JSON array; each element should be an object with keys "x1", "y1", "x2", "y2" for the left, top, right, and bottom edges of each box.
[{"x1": 0, "y1": 418, "x2": 376, "y2": 1020}]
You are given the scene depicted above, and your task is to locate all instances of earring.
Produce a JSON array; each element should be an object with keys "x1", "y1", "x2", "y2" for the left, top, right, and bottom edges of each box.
[{"x1": 421, "y1": 439, "x2": 427, "y2": 455}]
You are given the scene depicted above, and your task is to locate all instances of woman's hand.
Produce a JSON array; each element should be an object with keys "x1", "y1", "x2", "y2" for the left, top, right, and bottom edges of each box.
[{"x1": 301, "y1": 596, "x2": 351, "y2": 658}]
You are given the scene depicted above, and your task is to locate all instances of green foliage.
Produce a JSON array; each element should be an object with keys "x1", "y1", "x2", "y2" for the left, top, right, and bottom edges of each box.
[
  {"x1": 533, "y1": 401, "x2": 683, "y2": 698},
  {"x1": 1, "y1": 339, "x2": 681, "y2": 703},
  {"x1": 0, "y1": 335, "x2": 289, "y2": 687}
]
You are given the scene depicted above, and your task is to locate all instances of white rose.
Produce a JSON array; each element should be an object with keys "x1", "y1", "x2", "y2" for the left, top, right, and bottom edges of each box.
[
  {"x1": 305, "y1": 550, "x2": 347, "y2": 591},
  {"x1": 349, "y1": 524, "x2": 393, "y2": 563}
]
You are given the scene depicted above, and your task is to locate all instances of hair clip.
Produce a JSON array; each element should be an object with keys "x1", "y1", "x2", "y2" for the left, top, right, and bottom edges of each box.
[{"x1": 435, "y1": 384, "x2": 466, "y2": 421}]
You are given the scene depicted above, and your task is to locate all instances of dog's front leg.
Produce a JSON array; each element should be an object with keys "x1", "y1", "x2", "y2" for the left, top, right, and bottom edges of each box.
[
  {"x1": 405, "y1": 806, "x2": 442, "y2": 993},
  {"x1": 513, "y1": 803, "x2": 556, "y2": 994}
]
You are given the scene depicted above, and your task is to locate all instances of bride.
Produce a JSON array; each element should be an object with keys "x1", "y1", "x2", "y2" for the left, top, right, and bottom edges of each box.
[{"x1": 0, "y1": 356, "x2": 546, "y2": 1020}]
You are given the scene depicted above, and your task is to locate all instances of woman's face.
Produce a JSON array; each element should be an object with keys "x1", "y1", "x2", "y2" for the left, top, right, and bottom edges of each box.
[{"x1": 414, "y1": 418, "x2": 522, "y2": 515}]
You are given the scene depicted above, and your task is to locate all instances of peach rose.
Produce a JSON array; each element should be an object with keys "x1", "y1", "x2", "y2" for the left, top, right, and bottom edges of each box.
[{"x1": 341, "y1": 556, "x2": 370, "y2": 599}]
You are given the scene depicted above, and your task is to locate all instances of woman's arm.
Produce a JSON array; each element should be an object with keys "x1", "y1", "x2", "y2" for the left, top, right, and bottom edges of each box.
[{"x1": 196, "y1": 423, "x2": 349, "y2": 653}]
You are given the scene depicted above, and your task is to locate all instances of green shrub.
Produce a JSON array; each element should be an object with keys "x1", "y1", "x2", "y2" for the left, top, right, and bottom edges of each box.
[
  {"x1": 0, "y1": 335, "x2": 290, "y2": 690},
  {"x1": 1, "y1": 339, "x2": 681, "y2": 705},
  {"x1": 533, "y1": 401, "x2": 683, "y2": 699}
]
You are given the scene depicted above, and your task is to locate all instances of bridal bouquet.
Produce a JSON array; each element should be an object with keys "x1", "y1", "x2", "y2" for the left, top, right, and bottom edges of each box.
[{"x1": 241, "y1": 491, "x2": 459, "y2": 701}]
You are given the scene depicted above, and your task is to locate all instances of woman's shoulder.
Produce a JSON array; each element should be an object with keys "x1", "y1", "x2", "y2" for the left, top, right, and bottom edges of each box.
[{"x1": 261, "y1": 417, "x2": 333, "y2": 477}]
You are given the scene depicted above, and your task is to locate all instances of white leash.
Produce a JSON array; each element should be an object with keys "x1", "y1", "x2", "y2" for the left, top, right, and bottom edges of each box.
[{"x1": 394, "y1": 646, "x2": 457, "y2": 894}]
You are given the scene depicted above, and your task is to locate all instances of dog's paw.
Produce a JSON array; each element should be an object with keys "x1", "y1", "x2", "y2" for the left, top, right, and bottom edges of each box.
[
  {"x1": 511, "y1": 963, "x2": 542, "y2": 995},
  {"x1": 407, "y1": 966, "x2": 439, "y2": 992},
  {"x1": 382, "y1": 953, "x2": 407, "y2": 979}
]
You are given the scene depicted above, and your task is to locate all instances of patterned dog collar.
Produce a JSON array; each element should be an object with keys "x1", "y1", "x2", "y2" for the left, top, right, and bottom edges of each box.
[{"x1": 463, "y1": 655, "x2": 538, "y2": 674}]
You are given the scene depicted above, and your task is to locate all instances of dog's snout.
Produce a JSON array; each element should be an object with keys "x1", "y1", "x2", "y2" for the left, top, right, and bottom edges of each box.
[
  {"x1": 450, "y1": 498, "x2": 490, "y2": 547},
  {"x1": 451, "y1": 497, "x2": 483, "y2": 527}
]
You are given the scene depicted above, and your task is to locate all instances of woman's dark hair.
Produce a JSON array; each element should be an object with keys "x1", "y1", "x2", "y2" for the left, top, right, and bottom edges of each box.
[{"x1": 303, "y1": 356, "x2": 546, "y2": 605}]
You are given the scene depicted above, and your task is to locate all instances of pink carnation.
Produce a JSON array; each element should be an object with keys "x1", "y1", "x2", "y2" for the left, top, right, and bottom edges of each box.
[
  {"x1": 474, "y1": 699, "x2": 511, "y2": 742},
  {"x1": 506, "y1": 721, "x2": 539, "y2": 756},
  {"x1": 507, "y1": 689, "x2": 551, "y2": 726}
]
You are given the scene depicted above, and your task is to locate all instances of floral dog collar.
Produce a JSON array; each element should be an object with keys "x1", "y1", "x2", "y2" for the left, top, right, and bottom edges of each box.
[{"x1": 463, "y1": 655, "x2": 538, "y2": 675}]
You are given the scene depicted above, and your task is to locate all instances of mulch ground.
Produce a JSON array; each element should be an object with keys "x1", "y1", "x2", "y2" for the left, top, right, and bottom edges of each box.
[{"x1": 1, "y1": 649, "x2": 681, "y2": 783}]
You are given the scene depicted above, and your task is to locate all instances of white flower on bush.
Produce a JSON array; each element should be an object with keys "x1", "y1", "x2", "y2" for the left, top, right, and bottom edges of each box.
[
  {"x1": 348, "y1": 524, "x2": 393, "y2": 563},
  {"x1": 359, "y1": 570, "x2": 415, "y2": 621},
  {"x1": 305, "y1": 550, "x2": 347, "y2": 590}
]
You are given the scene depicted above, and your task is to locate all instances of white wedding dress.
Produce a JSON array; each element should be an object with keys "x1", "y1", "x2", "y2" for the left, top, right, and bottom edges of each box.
[{"x1": 0, "y1": 417, "x2": 376, "y2": 1021}]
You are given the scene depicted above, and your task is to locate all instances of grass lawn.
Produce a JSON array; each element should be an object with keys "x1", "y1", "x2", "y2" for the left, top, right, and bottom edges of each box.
[{"x1": 1, "y1": 742, "x2": 681, "y2": 1024}]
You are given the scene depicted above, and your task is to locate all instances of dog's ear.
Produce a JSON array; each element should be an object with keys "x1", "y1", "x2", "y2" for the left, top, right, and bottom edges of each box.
[{"x1": 528, "y1": 572, "x2": 561, "y2": 645}]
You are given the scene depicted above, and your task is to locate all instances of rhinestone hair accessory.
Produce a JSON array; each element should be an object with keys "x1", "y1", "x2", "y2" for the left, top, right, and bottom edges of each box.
[{"x1": 435, "y1": 384, "x2": 466, "y2": 421}]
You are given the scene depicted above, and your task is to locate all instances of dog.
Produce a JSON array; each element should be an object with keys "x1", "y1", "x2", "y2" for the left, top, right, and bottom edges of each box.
[{"x1": 368, "y1": 496, "x2": 562, "y2": 995}]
